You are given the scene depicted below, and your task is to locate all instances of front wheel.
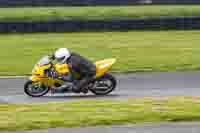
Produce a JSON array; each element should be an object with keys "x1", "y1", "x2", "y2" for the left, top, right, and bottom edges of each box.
[
  {"x1": 90, "y1": 73, "x2": 117, "y2": 95},
  {"x1": 24, "y1": 80, "x2": 49, "y2": 97}
]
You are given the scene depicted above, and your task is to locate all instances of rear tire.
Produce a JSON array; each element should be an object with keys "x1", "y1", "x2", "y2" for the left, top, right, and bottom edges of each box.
[
  {"x1": 24, "y1": 80, "x2": 49, "y2": 97},
  {"x1": 90, "y1": 73, "x2": 117, "y2": 95}
]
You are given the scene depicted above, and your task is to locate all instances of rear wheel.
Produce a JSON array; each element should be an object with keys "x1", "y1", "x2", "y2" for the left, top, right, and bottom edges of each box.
[
  {"x1": 90, "y1": 73, "x2": 117, "y2": 95},
  {"x1": 24, "y1": 80, "x2": 49, "y2": 97}
]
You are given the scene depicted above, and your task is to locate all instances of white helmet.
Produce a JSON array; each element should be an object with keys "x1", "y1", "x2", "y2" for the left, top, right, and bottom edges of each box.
[{"x1": 54, "y1": 48, "x2": 71, "y2": 63}]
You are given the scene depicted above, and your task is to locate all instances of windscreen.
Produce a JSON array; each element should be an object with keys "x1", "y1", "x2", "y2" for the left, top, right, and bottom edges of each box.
[{"x1": 36, "y1": 56, "x2": 50, "y2": 66}]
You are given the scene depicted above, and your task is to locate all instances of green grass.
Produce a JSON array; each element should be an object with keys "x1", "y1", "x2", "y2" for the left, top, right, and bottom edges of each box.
[
  {"x1": 1, "y1": 97, "x2": 200, "y2": 131},
  {"x1": 1, "y1": 6, "x2": 200, "y2": 21},
  {"x1": 1, "y1": 30, "x2": 200, "y2": 75}
]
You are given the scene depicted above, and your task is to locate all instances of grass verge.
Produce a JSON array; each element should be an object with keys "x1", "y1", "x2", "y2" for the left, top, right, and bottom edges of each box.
[
  {"x1": 1, "y1": 6, "x2": 200, "y2": 21},
  {"x1": 0, "y1": 31, "x2": 200, "y2": 75},
  {"x1": 1, "y1": 97, "x2": 200, "y2": 131}
]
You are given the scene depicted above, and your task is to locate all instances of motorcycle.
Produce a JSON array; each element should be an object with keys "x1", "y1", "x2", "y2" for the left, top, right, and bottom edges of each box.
[{"x1": 24, "y1": 55, "x2": 117, "y2": 97}]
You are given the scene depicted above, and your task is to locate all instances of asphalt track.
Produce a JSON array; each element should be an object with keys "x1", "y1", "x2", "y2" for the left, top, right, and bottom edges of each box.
[
  {"x1": 1, "y1": 71, "x2": 200, "y2": 104},
  {"x1": 8, "y1": 123, "x2": 200, "y2": 133},
  {"x1": 2, "y1": 72, "x2": 200, "y2": 133}
]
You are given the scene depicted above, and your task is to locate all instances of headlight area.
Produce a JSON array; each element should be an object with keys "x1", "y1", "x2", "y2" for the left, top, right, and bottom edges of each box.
[
  {"x1": 31, "y1": 65, "x2": 43, "y2": 76},
  {"x1": 31, "y1": 65, "x2": 38, "y2": 74}
]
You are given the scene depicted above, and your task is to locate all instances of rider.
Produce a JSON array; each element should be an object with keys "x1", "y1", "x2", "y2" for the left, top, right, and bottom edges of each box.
[{"x1": 52, "y1": 48, "x2": 96, "y2": 93}]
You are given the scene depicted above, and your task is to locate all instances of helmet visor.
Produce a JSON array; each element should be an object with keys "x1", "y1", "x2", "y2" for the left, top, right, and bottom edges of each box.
[{"x1": 56, "y1": 56, "x2": 65, "y2": 63}]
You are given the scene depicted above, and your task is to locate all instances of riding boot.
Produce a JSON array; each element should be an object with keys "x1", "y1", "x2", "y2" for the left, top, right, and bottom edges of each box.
[{"x1": 72, "y1": 77, "x2": 91, "y2": 93}]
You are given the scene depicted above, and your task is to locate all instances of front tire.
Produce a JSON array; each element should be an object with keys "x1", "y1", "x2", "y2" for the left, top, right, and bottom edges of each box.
[
  {"x1": 90, "y1": 73, "x2": 117, "y2": 95},
  {"x1": 24, "y1": 80, "x2": 49, "y2": 97}
]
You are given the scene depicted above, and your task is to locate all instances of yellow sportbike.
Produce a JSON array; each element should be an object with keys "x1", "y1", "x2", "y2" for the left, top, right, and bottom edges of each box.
[{"x1": 24, "y1": 56, "x2": 117, "y2": 97}]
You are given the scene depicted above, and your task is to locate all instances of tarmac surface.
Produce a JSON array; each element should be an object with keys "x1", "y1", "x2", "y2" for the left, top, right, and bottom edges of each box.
[
  {"x1": 2, "y1": 72, "x2": 200, "y2": 132},
  {"x1": 7, "y1": 123, "x2": 200, "y2": 133},
  {"x1": 0, "y1": 72, "x2": 200, "y2": 104}
]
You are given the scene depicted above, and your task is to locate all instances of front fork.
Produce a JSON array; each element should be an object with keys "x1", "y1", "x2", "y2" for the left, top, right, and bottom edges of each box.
[
  {"x1": 29, "y1": 75, "x2": 41, "y2": 82},
  {"x1": 29, "y1": 75, "x2": 55, "y2": 89}
]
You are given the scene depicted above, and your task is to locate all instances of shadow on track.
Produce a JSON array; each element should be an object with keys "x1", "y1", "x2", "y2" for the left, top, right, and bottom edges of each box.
[{"x1": 40, "y1": 93, "x2": 120, "y2": 100}]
